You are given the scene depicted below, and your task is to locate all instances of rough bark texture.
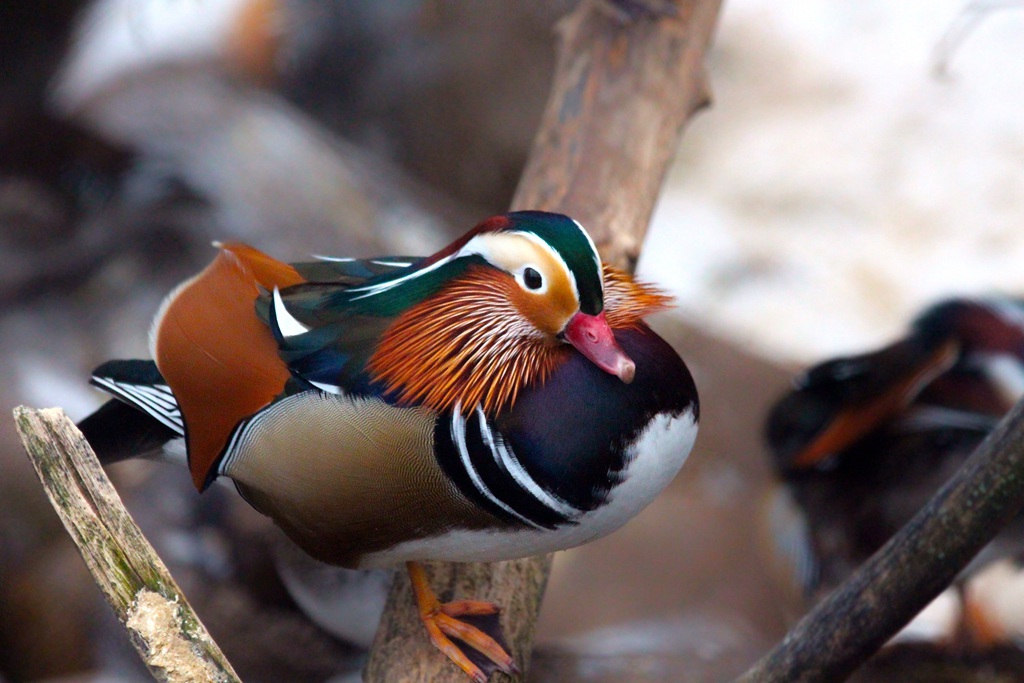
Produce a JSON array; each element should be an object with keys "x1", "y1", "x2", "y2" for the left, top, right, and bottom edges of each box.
[
  {"x1": 364, "y1": 1, "x2": 724, "y2": 681},
  {"x1": 14, "y1": 406, "x2": 241, "y2": 683},
  {"x1": 736, "y1": 397, "x2": 1024, "y2": 683}
]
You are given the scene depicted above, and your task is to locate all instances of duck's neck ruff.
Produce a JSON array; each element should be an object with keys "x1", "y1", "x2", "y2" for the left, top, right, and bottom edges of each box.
[
  {"x1": 366, "y1": 263, "x2": 672, "y2": 416},
  {"x1": 367, "y1": 266, "x2": 568, "y2": 415}
]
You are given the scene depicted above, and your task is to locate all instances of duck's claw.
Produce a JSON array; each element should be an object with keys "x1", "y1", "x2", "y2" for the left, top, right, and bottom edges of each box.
[{"x1": 407, "y1": 562, "x2": 518, "y2": 681}]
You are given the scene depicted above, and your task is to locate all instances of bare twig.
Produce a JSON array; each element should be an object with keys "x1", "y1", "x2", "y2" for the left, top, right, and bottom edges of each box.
[
  {"x1": 14, "y1": 406, "x2": 241, "y2": 683},
  {"x1": 736, "y1": 397, "x2": 1024, "y2": 683},
  {"x1": 364, "y1": 0, "x2": 724, "y2": 681},
  {"x1": 932, "y1": 0, "x2": 1022, "y2": 77}
]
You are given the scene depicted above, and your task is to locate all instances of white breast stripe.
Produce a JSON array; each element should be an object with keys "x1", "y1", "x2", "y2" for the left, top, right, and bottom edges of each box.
[
  {"x1": 475, "y1": 407, "x2": 580, "y2": 519},
  {"x1": 451, "y1": 402, "x2": 541, "y2": 529},
  {"x1": 312, "y1": 255, "x2": 356, "y2": 262},
  {"x1": 91, "y1": 376, "x2": 184, "y2": 435},
  {"x1": 571, "y1": 218, "x2": 602, "y2": 281},
  {"x1": 273, "y1": 288, "x2": 310, "y2": 338}
]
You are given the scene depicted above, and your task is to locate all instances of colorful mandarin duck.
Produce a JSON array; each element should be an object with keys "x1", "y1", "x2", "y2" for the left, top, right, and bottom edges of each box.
[
  {"x1": 765, "y1": 297, "x2": 1024, "y2": 653},
  {"x1": 79, "y1": 211, "x2": 699, "y2": 681}
]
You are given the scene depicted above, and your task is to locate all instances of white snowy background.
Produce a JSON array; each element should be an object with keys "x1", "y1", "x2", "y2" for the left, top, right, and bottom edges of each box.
[{"x1": 643, "y1": 0, "x2": 1024, "y2": 363}]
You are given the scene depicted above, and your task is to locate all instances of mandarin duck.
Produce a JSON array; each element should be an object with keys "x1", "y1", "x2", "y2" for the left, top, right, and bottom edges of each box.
[
  {"x1": 764, "y1": 296, "x2": 1024, "y2": 653},
  {"x1": 79, "y1": 211, "x2": 699, "y2": 681}
]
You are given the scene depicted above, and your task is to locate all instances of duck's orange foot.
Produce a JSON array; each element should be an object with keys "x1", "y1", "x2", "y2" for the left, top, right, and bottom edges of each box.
[{"x1": 407, "y1": 563, "x2": 519, "y2": 681}]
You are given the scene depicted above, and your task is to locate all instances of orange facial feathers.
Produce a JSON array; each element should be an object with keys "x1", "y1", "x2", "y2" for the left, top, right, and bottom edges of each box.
[
  {"x1": 153, "y1": 243, "x2": 304, "y2": 490},
  {"x1": 367, "y1": 266, "x2": 569, "y2": 416},
  {"x1": 367, "y1": 263, "x2": 674, "y2": 416}
]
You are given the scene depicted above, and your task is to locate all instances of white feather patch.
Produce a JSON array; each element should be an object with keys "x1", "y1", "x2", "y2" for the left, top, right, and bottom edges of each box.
[
  {"x1": 888, "y1": 588, "x2": 962, "y2": 645},
  {"x1": 272, "y1": 287, "x2": 310, "y2": 338}
]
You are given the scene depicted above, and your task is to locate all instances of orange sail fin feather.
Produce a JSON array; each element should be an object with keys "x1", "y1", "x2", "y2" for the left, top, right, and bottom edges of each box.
[{"x1": 153, "y1": 243, "x2": 305, "y2": 490}]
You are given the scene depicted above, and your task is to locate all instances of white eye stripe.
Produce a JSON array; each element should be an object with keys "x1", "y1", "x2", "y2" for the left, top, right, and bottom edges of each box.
[
  {"x1": 571, "y1": 218, "x2": 602, "y2": 280},
  {"x1": 461, "y1": 232, "x2": 577, "y2": 302},
  {"x1": 343, "y1": 226, "x2": 599, "y2": 307},
  {"x1": 513, "y1": 231, "x2": 581, "y2": 303}
]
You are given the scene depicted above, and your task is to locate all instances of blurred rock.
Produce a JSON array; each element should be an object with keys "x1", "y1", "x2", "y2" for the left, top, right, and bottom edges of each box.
[
  {"x1": 643, "y1": 0, "x2": 1024, "y2": 364},
  {"x1": 61, "y1": 63, "x2": 468, "y2": 259},
  {"x1": 281, "y1": 1, "x2": 572, "y2": 211}
]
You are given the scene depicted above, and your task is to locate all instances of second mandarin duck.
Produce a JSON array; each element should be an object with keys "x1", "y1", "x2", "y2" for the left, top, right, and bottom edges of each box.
[{"x1": 765, "y1": 296, "x2": 1024, "y2": 653}]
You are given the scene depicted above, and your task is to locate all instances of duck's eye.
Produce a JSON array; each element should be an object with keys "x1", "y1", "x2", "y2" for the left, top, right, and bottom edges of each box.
[{"x1": 523, "y1": 267, "x2": 543, "y2": 291}]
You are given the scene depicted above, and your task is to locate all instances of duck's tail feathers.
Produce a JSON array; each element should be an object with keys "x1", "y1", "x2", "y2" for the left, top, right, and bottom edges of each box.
[{"x1": 80, "y1": 359, "x2": 183, "y2": 465}]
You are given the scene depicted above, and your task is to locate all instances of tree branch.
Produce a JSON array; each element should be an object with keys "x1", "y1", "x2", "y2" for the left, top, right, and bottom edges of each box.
[
  {"x1": 364, "y1": 0, "x2": 724, "y2": 680},
  {"x1": 736, "y1": 397, "x2": 1024, "y2": 683},
  {"x1": 14, "y1": 406, "x2": 241, "y2": 683}
]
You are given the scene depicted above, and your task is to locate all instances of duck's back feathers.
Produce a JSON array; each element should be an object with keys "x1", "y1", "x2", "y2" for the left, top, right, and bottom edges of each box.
[
  {"x1": 767, "y1": 336, "x2": 959, "y2": 471},
  {"x1": 290, "y1": 255, "x2": 417, "y2": 284}
]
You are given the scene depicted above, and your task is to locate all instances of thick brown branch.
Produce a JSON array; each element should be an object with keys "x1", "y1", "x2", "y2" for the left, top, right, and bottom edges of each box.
[
  {"x1": 736, "y1": 397, "x2": 1024, "y2": 683},
  {"x1": 364, "y1": 1, "x2": 723, "y2": 681},
  {"x1": 14, "y1": 406, "x2": 241, "y2": 683},
  {"x1": 514, "y1": 0, "x2": 720, "y2": 270}
]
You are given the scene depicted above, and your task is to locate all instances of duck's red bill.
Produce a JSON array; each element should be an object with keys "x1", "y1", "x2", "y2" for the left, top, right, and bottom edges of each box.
[{"x1": 563, "y1": 310, "x2": 636, "y2": 383}]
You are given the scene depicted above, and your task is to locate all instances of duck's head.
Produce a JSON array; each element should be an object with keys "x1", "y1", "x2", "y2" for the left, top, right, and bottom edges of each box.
[
  {"x1": 443, "y1": 211, "x2": 634, "y2": 383},
  {"x1": 365, "y1": 211, "x2": 670, "y2": 413},
  {"x1": 766, "y1": 297, "x2": 1024, "y2": 472}
]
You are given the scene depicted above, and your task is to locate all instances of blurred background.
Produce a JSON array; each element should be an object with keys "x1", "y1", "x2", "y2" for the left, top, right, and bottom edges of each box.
[{"x1": 1, "y1": 1, "x2": 1023, "y2": 682}]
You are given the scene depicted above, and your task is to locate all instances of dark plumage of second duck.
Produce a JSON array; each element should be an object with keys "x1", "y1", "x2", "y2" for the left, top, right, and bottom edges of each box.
[{"x1": 765, "y1": 296, "x2": 1024, "y2": 650}]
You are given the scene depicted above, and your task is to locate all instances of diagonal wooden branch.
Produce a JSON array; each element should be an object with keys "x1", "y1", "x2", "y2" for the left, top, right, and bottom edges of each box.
[
  {"x1": 14, "y1": 406, "x2": 241, "y2": 683},
  {"x1": 736, "y1": 396, "x2": 1024, "y2": 683},
  {"x1": 364, "y1": 1, "x2": 724, "y2": 681}
]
